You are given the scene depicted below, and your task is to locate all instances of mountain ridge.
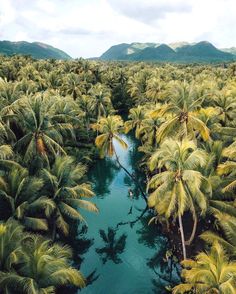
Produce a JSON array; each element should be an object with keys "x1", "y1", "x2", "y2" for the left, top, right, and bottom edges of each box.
[
  {"x1": 0, "y1": 40, "x2": 72, "y2": 60},
  {"x1": 100, "y1": 41, "x2": 235, "y2": 63}
]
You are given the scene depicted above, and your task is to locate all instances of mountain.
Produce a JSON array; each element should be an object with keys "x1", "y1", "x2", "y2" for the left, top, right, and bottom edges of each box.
[
  {"x1": 0, "y1": 41, "x2": 72, "y2": 60},
  {"x1": 100, "y1": 41, "x2": 235, "y2": 63},
  {"x1": 131, "y1": 44, "x2": 176, "y2": 61},
  {"x1": 175, "y1": 41, "x2": 233, "y2": 62},
  {"x1": 100, "y1": 42, "x2": 157, "y2": 60}
]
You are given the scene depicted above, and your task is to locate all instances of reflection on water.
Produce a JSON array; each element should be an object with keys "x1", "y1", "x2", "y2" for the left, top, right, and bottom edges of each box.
[
  {"x1": 89, "y1": 158, "x2": 120, "y2": 197},
  {"x1": 96, "y1": 227, "x2": 127, "y2": 264},
  {"x1": 78, "y1": 134, "x2": 178, "y2": 294}
]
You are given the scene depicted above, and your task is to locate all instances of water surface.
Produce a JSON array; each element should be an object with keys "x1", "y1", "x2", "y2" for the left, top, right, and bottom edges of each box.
[{"x1": 78, "y1": 135, "x2": 178, "y2": 294}]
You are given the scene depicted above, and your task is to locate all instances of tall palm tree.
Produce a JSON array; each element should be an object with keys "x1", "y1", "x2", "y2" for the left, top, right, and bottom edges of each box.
[
  {"x1": 77, "y1": 94, "x2": 94, "y2": 133},
  {"x1": 145, "y1": 77, "x2": 166, "y2": 102},
  {"x1": 211, "y1": 88, "x2": 236, "y2": 126},
  {"x1": 217, "y1": 140, "x2": 236, "y2": 192},
  {"x1": 0, "y1": 164, "x2": 49, "y2": 231},
  {"x1": 124, "y1": 105, "x2": 145, "y2": 139},
  {"x1": 93, "y1": 115, "x2": 147, "y2": 201},
  {"x1": 173, "y1": 242, "x2": 236, "y2": 293},
  {"x1": 14, "y1": 93, "x2": 73, "y2": 162},
  {"x1": 148, "y1": 139, "x2": 210, "y2": 258},
  {"x1": 138, "y1": 115, "x2": 164, "y2": 147},
  {"x1": 152, "y1": 81, "x2": 210, "y2": 142},
  {"x1": 0, "y1": 222, "x2": 85, "y2": 293},
  {"x1": 41, "y1": 156, "x2": 98, "y2": 240},
  {"x1": 62, "y1": 72, "x2": 83, "y2": 100},
  {"x1": 88, "y1": 83, "x2": 112, "y2": 122},
  {"x1": 201, "y1": 213, "x2": 236, "y2": 258},
  {"x1": 0, "y1": 219, "x2": 23, "y2": 272},
  {"x1": 16, "y1": 236, "x2": 85, "y2": 293},
  {"x1": 93, "y1": 115, "x2": 128, "y2": 158}
]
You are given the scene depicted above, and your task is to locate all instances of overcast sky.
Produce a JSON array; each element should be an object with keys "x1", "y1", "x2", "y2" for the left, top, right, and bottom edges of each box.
[{"x1": 0, "y1": 0, "x2": 235, "y2": 58}]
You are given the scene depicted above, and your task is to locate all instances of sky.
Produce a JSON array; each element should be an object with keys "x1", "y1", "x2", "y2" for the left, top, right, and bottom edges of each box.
[{"x1": 0, "y1": 0, "x2": 235, "y2": 58}]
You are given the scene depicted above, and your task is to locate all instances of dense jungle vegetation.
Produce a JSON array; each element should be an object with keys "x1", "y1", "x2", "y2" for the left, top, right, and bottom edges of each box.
[{"x1": 0, "y1": 55, "x2": 236, "y2": 293}]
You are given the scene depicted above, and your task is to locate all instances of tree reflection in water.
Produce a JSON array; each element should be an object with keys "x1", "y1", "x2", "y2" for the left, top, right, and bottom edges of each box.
[
  {"x1": 89, "y1": 158, "x2": 120, "y2": 197},
  {"x1": 136, "y1": 213, "x2": 165, "y2": 248},
  {"x1": 148, "y1": 248, "x2": 180, "y2": 293},
  {"x1": 134, "y1": 213, "x2": 180, "y2": 292},
  {"x1": 96, "y1": 227, "x2": 127, "y2": 264},
  {"x1": 58, "y1": 224, "x2": 99, "y2": 293}
]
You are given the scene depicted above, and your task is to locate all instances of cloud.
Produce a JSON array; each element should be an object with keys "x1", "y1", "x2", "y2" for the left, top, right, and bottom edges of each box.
[
  {"x1": 107, "y1": 0, "x2": 192, "y2": 24},
  {"x1": 0, "y1": 0, "x2": 236, "y2": 58}
]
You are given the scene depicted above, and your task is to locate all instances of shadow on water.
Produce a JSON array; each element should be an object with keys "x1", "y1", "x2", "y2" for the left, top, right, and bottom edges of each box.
[
  {"x1": 89, "y1": 157, "x2": 120, "y2": 198},
  {"x1": 96, "y1": 227, "x2": 127, "y2": 264}
]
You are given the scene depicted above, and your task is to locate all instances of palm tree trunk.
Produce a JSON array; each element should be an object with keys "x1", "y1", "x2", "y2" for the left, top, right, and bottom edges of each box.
[
  {"x1": 114, "y1": 149, "x2": 147, "y2": 203},
  {"x1": 185, "y1": 207, "x2": 197, "y2": 246},
  {"x1": 178, "y1": 213, "x2": 187, "y2": 260}
]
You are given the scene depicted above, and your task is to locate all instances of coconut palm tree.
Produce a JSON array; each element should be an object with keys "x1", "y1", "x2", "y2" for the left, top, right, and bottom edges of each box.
[
  {"x1": 77, "y1": 94, "x2": 94, "y2": 133},
  {"x1": 0, "y1": 164, "x2": 49, "y2": 231},
  {"x1": 173, "y1": 242, "x2": 236, "y2": 294},
  {"x1": 148, "y1": 139, "x2": 210, "y2": 259},
  {"x1": 217, "y1": 140, "x2": 236, "y2": 192},
  {"x1": 93, "y1": 115, "x2": 128, "y2": 158},
  {"x1": 138, "y1": 114, "x2": 164, "y2": 147},
  {"x1": 14, "y1": 93, "x2": 73, "y2": 162},
  {"x1": 93, "y1": 115, "x2": 147, "y2": 201},
  {"x1": 145, "y1": 77, "x2": 166, "y2": 102},
  {"x1": 153, "y1": 81, "x2": 210, "y2": 142},
  {"x1": 201, "y1": 213, "x2": 236, "y2": 258},
  {"x1": 211, "y1": 88, "x2": 236, "y2": 126},
  {"x1": 62, "y1": 72, "x2": 83, "y2": 100},
  {"x1": 127, "y1": 70, "x2": 151, "y2": 104},
  {"x1": 124, "y1": 105, "x2": 145, "y2": 139},
  {"x1": 0, "y1": 222, "x2": 85, "y2": 293},
  {"x1": 41, "y1": 156, "x2": 98, "y2": 240},
  {"x1": 88, "y1": 83, "x2": 112, "y2": 122},
  {"x1": 0, "y1": 219, "x2": 24, "y2": 272}
]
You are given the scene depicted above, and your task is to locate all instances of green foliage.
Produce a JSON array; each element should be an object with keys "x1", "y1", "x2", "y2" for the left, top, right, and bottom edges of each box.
[{"x1": 1, "y1": 54, "x2": 236, "y2": 292}]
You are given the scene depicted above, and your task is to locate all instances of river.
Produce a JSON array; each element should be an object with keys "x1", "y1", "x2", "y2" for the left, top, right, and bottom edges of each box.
[{"x1": 77, "y1": 134, "x2": 179, "y2": 294}]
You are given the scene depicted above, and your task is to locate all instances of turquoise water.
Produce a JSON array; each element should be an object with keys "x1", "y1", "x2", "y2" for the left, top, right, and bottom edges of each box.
[{"x1": 78, "y1": 135, "x2": 178, "y2": 294}]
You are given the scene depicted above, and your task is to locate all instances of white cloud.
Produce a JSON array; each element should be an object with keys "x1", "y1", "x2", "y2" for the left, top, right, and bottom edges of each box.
[{"x1": 0, "y1": 0, "x2": 235, "y2": 57}]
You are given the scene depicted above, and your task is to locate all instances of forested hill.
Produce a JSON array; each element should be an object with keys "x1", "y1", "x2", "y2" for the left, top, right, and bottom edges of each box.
[
  {"x1": 0, "y1": 40, "x2": 72, "y2": 60},
  {"x1": 100, "y1": 41, "x2": 235, "y2": 63}
]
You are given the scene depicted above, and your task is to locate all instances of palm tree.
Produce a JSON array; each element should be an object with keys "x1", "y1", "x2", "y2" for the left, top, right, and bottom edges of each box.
[
  {"x1": 93, "y1": 115, "x2": 147, "y2": 201},
  {"x1": 145, "y1": 77, "x2": 166, "y2": 102},
  {"x1": 16, "y1": 236, "x2": 85, "y2": 292},
  {"x1": 0, "y1": 219, "x2": 24, "y2": 272},
  {"x1": 62, "y1": 72, "x2": 83, "y2": 100},
  {"x1": 41, "y1": 156, "x2": 98, "y2": 240},
  {"x1": 124, "y1": 105, "x2": 145, "y2": 139},
  {"x1": 88, "y1": 83, "x2": 112, "y2": 121},
  {"x1": 0, "y1": 78, "x2": 20, "y2": 108},
  {"x1": 77, "y1": 94, "x2": 94, "y2": 133},
  {"x1": 211, "y1": 88, "x2": 236, "y2": 126},
  {"x1": 0, "y1": 164, "x2": 49, "y2": 231},
  {"x1": 0, "y1": 223, "x2": 85, "y2": 293},
  {"x1": 201, "y1": 213, "x2": 236, "y2": 258},
  {"x1": 148, "y1": 139, "x2": 210, "y2": 259},
  {"x1": 14, "y1": 93, "x2": 73, "y2": 162},
  {"x1": 152, "y1": 81, "x2": 210, "y2": 142},
  {"x1": 217, "y1": 140, "x2": 236, "y2": 192},
  {"x1": 93, "y1": 115, "x2": 128, "y2": 158},
  {"x1": 173, "y1": 242, "x2": 236, "y2": 293},
  {"x1": 127, "y1": 70, "x2": 151, "y2": 104},
  {"x1": 138, "y1": 114, "x2": 164, "y2": 147}
]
